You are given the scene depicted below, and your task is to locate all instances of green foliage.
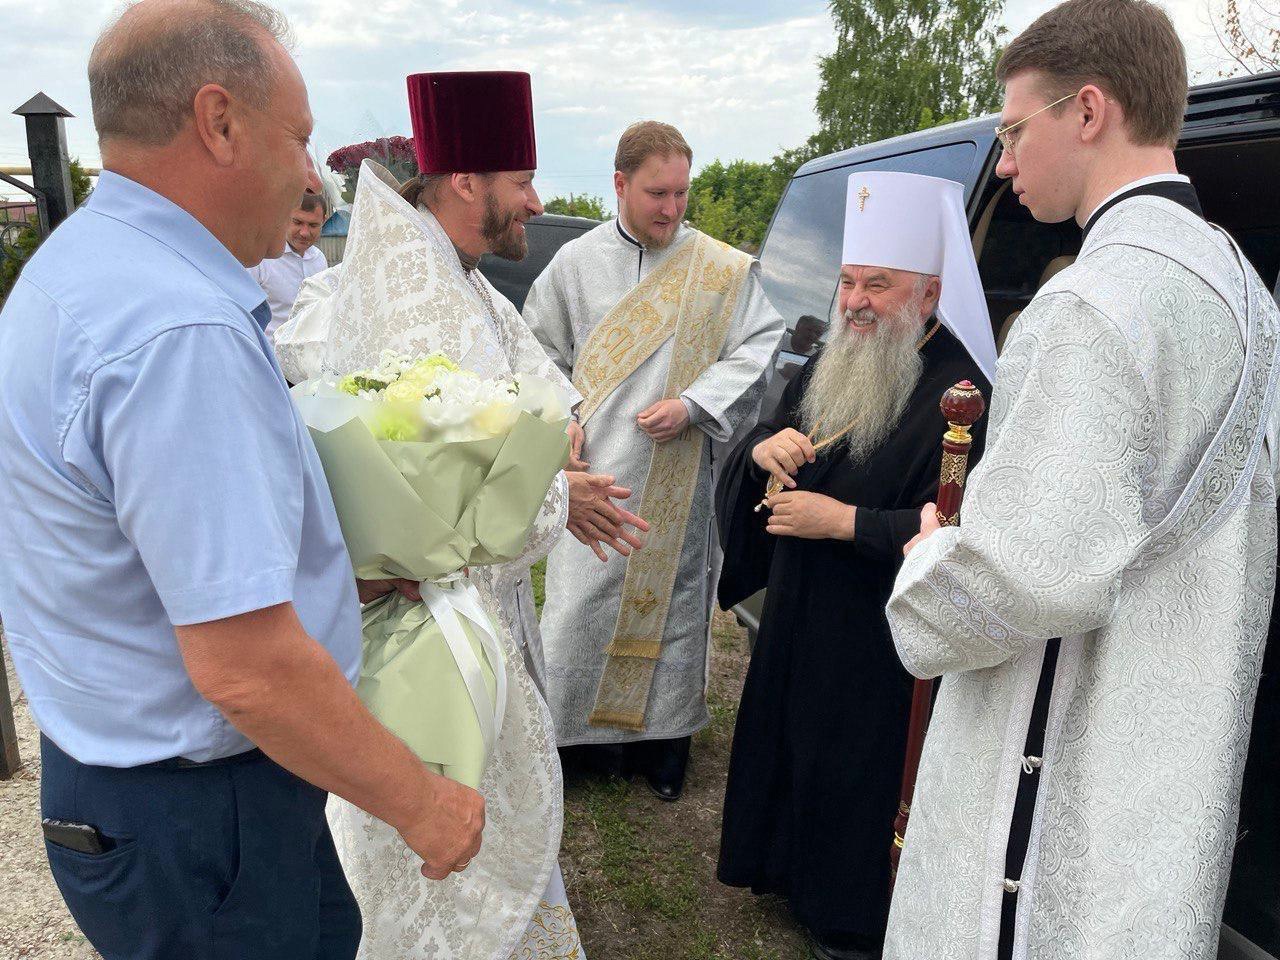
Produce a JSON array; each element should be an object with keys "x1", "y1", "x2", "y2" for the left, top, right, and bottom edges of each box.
[
  {"x1": 807, "y1": 0, "x2": 1006, "y2": 156},
  {"x1": 543, "y1": 193, "x2": 612, "y2": 220},
  {"x1": 69, "y1": 159, "x2": 92, "y2": 207},
  {"x1": 685, "y1": 159, "x2": 791, "y2": 252},
  {"x1": 0, "y1": 222, "x2": 41, "y2": 301},
  {"x1": 1, "y1": 159, "x2": 95, "y2": 302}
]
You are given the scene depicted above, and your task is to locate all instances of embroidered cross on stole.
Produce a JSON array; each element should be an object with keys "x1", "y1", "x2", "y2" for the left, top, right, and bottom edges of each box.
[{"x1": 572, "y1": 231, "x2": 752, "y2": 731}]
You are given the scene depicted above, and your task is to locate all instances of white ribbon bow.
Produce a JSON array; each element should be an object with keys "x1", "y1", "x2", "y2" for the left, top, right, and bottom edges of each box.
[{"x1": 420, "y1": 579, "x2": 508, "y2": 754}]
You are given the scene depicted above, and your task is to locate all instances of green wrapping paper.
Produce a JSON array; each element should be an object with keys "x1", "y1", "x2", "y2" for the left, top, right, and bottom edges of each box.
[{"x1": 305, "y1": 409, "x2": 569, "y2": 788}]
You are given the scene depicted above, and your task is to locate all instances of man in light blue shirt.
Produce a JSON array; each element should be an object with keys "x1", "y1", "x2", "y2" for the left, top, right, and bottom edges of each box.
[
  {"x1": 0, "y1": 2, "x2": 483, "y2": 957},
  {"x1": 4, "y1": 165, "x2": 360, "y2": 766}
]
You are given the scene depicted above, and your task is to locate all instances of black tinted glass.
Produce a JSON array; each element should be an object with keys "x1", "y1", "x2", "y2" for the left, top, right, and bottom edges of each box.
[
  {"x1": 759, "y1": 141, "x2": 978, "y2": 352},
  {"x1": 479, "y1": 221, "x2": 592, "y2": 312}
]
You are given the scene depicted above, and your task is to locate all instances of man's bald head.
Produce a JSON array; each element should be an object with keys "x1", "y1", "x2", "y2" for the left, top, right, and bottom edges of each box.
[{"x1": 89, "y1": 0, "x2": 291, "y2": 146}]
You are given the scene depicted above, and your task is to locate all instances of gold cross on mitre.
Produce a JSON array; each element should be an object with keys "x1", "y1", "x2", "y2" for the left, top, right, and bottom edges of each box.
[{"x1": 857, "y1": 185, "x2": 871, "y2": 211}]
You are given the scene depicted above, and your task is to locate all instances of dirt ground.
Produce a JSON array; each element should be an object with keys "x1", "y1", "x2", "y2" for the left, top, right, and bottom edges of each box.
[{"x1": 0, "y1": 612, "x2": 805, "y2": 959}]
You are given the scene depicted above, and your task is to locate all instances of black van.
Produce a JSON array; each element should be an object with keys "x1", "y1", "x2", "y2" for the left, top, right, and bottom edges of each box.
[
  {"x1": 745, "y1": 70, "x2": 1280, "y2": 960},
  {"x1": 479, "y1": 212, "x2": 600, "y2": 311}
]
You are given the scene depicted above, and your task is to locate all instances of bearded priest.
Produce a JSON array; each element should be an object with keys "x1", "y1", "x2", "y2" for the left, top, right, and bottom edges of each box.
[
  {"x1": 715, "y1": 171, "x2": 997, "y2": 960},
  {"x1": 277, "y1": 72, "x2": 591, "y2": 960},
  {"x1": 524, "y1": 121, "x2": 785, "y2": 800}
]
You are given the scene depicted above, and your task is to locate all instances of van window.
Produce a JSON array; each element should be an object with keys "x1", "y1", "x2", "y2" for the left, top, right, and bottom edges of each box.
[
  {"x1": 480, "y1": 219, "x2": 594, "y2": 312},
  {"x1": 756, "y1": 141, "x2": 977, "y2": 410}
]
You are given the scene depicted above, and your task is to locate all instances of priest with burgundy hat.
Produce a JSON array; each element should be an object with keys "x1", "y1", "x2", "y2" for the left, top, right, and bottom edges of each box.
[{"x1": 279, "y1": 71, "x2": 598, "y2": 960}]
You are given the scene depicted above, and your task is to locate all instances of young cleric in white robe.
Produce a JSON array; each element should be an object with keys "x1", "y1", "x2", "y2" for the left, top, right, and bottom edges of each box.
[
  {"x1": 523, "y1": 121, "x2": 785, "y2": 800},
  {"x1": 883, "y1": 3, "x2": 1280, "y2": 959}
]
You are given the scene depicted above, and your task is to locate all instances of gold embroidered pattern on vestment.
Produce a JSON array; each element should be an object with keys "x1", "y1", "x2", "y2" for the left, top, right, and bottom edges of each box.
[
  {"x1": 574, "y1": 232, "x2": 751, "y2": 731},
  {"x1": 507, "y1": 900, "x2": 583, "y2": 959}
]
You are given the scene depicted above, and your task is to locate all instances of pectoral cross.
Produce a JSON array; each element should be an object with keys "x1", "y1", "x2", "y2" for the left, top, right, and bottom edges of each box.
[{"x1": 857, "y1": 186, "x2": 871, "y2": 212}]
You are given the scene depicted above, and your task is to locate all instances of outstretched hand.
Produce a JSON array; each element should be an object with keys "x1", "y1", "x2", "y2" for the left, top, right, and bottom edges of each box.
[
  {"x1": 567, "y1": 471, "x2": 650, "y2": 562},
  {"x1": 902, "y1": 503, "x2": 942, "y2": 557}
]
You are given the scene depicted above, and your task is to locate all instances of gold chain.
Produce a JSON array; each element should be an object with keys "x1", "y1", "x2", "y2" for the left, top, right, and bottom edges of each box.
[{"x1": 914, "y1": 317, "x2": 942, "y2": 352}]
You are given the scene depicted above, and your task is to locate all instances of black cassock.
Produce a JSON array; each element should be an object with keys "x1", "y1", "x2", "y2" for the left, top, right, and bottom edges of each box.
[{"x1": 715, "y1": 326, "x2": 988, "y2": 942}]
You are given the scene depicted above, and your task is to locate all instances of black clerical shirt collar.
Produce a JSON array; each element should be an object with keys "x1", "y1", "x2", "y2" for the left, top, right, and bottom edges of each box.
[
  {"x1": 1081, "y1": 174, "x2": 1203, "y2": 241},
  {"x1": 616, "y1": 217, "x2": 645, "y2": 250}
]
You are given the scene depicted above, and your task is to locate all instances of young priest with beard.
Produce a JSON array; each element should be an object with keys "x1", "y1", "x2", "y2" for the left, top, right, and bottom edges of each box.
[{"x1": 715, "y1": 172, "x2": 997, "y2": 960}]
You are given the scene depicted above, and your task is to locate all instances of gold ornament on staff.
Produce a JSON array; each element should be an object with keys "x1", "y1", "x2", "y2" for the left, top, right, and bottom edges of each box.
[{"x1": 755, "y1": 318, "x2": 942, "y2": 513}]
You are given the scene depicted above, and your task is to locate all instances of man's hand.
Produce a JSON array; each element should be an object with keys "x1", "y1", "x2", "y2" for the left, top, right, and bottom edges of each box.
[
  {"x1": 902, "y1": 503, "x2": 942, "y2": 556},
  {"x1": 176, "y1": 603, "x2": 482, "y2": 886},
  {"x1": 765, "y1": 490, "x2": 855, "y2": 541},
  {"x1": 567, "y1": 471, "x2": 650, "y2": 562},
  {"x1": 566, "y1": 419, "x2": 588, "y2": 471},
  {"x1": 397, "y1": 773, "x2": 486, "y2": 880},
  {"x1": 752, "y1": 428, "x2": 816, "y2": 490},
  {"x1": 637, "y1": 398, "x2": 690, "y2": 442},
  {"x1": 357, "y1": 578, "x2": 421, "y2": 604}
]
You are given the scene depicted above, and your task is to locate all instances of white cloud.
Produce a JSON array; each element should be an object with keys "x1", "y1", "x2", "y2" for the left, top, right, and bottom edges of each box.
[{"x1": 0, "y1": 0, "x2": 1237, "y2": 207}]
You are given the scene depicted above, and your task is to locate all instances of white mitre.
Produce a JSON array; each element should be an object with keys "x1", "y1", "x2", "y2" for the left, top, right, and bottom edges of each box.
[{"x1": 842, "y1": 171, "x2": 997, "y2": 381}]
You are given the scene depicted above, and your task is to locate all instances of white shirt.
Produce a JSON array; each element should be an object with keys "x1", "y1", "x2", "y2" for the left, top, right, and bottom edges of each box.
[{"x1": 247, "y1": 242, "x2": 328, "y2": 337}]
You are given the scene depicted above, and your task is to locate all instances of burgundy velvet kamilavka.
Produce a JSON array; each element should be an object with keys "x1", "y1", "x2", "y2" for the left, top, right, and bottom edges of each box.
[{"x1": 407, "y1": 71, "x2": 537, "y2": 174}]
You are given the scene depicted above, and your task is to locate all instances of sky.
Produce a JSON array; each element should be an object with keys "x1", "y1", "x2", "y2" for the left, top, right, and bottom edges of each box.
[{"x1": 0, "y1": 0, "x2": 1231, "y2": 206}]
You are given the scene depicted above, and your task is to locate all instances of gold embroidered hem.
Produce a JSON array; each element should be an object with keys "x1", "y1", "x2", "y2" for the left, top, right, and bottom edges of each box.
[{"x1": 507, "y1": 899, "x2": 583, "y2": 960}]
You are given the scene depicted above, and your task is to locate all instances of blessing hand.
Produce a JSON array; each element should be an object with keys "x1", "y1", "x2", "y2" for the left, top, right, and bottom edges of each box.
[
  {"x1": 765, "y1": 491, "x2": 855, "y2": 541},
  {"x1": 902, "y1": 503, "x2": 942, "y2": 557},
  {"x1": 636, "y1": 399, "x2": 689, "y2": 442},
  {"x1": 752, "y1": 428, "x2": 816, "y2": 490},
  {"x1": 566, "y1": 471, "x2": 651, "y2": 562}
]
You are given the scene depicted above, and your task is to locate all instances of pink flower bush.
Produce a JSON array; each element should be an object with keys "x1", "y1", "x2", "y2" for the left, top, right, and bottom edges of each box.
[{"x1": 327, "y1": 137, "x2": 418, "y2": 203}]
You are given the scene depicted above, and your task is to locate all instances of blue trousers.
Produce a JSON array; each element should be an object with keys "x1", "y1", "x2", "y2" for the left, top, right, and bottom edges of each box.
[{"x1": 40, "y1": 735, "x2": 362, "y2": 960}]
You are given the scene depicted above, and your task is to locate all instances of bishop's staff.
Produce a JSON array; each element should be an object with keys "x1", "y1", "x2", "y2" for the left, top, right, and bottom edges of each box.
[{"x1": 890, "y1": 379, "x2": 985, "y2": 886}]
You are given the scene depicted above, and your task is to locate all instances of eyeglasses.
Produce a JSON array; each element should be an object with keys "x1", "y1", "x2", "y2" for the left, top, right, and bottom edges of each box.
[{"x1": 994, "y1": 92, "x2": 1077, "y2": 157}]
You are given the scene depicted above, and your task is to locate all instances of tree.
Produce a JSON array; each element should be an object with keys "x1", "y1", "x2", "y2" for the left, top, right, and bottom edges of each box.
[
  {"x1": 685, "y1": 0, "x2": 1006, "y2": 252},
  {"x1": 686, "y1": 159, "x2": 792, "y2": 252},
  {"x1": 1, "y1": 159, "x2": 94, "y2": 302},
  {"x1": 543, "y1": 193, "x2": 612, "y2": 220},
  {"x1": 1210, "y1": 0, "x2": 1280, "y2": 75},
  {"x1": 807, "y1": 0, "x2": 1006, "y2": 156}
]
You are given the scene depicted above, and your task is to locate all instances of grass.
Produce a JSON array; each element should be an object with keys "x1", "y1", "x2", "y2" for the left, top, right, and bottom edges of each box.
[
  {"x1": 531, "y1": 558, "x2": 547, "y2": 612},
  {"x1": 559, "y1": 612, "x2": 806, "y2": 960}
]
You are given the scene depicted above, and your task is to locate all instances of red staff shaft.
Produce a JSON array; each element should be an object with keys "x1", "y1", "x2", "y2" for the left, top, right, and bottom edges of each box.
[{"x1": 890, "y1": 380, "x2": 985, "y2": 887}]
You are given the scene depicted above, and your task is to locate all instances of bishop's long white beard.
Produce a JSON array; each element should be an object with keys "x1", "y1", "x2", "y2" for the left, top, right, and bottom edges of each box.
[{"x1": 800, "y1": 300, "x2": 926, "y2": 467}]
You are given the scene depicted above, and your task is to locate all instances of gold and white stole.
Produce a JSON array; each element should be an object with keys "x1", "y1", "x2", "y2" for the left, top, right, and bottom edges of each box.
[{"x1": 572, "y1": 230, "x2": 752, "y2": 731}]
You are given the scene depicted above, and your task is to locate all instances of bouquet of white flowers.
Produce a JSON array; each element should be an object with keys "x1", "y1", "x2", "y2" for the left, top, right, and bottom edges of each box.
[{"x1": 293, "y1": 351, "x2": 570, "y2": 787}]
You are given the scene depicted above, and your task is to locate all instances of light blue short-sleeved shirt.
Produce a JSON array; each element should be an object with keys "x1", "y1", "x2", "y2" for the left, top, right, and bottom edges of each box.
[{"x1": 0, "y1": 172, "x2": 361, "y2": 767}]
